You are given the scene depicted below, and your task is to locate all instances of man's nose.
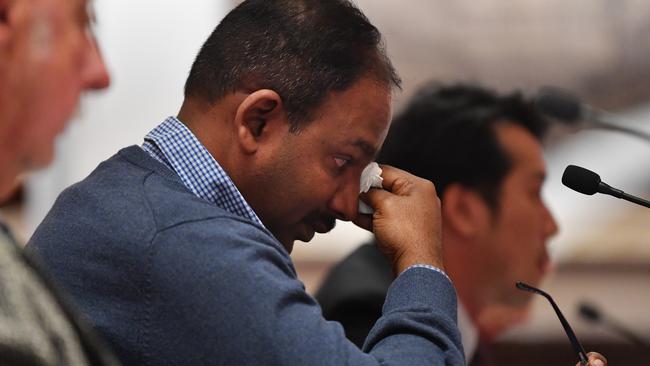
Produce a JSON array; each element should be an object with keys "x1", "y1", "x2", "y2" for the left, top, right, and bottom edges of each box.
[
  {"x1": 82, "y1": 33, "x2": 110, "y2": 90},
  {"x1": 542, "y1": 203, "x2": 559, "y2": 238},
  {"x1": 328, "y1": 181, "x2": 360, "y2": 222}
]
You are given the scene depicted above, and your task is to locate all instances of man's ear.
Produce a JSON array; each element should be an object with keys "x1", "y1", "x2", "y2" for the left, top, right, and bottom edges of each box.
[
  {"x1": 233, "y1": 89, "x2": 286, "y2": 154},
  {"x1": 442, "y1": 184, "x2": 490, "y2": 239}
]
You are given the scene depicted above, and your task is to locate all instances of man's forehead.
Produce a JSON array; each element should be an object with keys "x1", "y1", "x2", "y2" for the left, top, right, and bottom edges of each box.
[
  {"x1": 316, "y1": 77, "x2": 392, "y2": 158},
  {"x1": 493, "y1": 122, "x2": 547, "y2": 179}
]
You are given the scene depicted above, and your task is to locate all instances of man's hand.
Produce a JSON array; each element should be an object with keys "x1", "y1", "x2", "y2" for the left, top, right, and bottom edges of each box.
[
  {"x1": 355, "y1": 165, "x2": 443, "y2": 275},
  {"x1": 577, "y1": 352, "x2": 606, "y2": 366}
]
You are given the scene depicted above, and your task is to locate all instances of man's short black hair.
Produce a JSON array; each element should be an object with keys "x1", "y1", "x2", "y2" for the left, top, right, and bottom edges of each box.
[
  {"x1": 184, "y1": 0, "x2": 401, "y2": 131},
  {"x1": 378, "y1": 83, "x2": 548, "y2": 210}
]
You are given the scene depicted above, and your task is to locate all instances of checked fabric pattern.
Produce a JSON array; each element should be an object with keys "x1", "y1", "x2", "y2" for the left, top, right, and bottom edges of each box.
[{"x1": 142, "y1": 116, "x2": 264, "y2": 228}]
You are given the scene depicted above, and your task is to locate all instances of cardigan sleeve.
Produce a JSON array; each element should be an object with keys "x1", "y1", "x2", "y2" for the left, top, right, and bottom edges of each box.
[{"x1": 147, "y1": 216, "x2": 465, "y2": 365}]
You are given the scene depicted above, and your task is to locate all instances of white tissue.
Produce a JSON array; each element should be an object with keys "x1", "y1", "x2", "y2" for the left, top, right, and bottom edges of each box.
[{"x1": 358, "y1": 162, "x2": 383, "y2": 214}]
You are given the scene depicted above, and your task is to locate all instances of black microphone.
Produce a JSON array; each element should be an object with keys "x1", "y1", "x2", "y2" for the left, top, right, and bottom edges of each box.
[
  {"x1": 535, "y1": 86, "x2": 650, "y2": 142},
  {"x1": 562, "y1": 165, "x2": 650, "y2": 208},
  {"x1": 578, "y1": 302, "x2": 649, "y2": 347}
]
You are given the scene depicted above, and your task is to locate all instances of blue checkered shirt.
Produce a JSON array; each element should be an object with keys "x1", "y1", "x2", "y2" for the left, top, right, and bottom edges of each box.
[{"x1": 141, "y1": 116, "x2": 264, "y2": 227}]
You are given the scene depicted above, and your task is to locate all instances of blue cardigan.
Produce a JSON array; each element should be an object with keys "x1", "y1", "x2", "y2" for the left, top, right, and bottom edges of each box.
[{"x1": 27, "y1": 146, "x2": 464, "y2": 365}]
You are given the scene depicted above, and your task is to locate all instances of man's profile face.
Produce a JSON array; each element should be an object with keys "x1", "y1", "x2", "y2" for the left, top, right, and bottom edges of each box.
[
  {"x1": 250, "y1": 77, "x2": 392, "y2": 252},
  {"x1": 476, "y1": 122, "x2": 558, "y2": 307},
  {"x1": 0, "y1": 0, "x2": 109, "y2": 173}
]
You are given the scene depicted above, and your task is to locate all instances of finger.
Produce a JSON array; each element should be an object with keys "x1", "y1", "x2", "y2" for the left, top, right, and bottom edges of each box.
[
  {"x1": 376, "y1": 165, "x2": 413, "y2": 193},
  {"x1": 378, "y1": 164, "x2": 433, "y2": 197},
  {"x1": 586, "y1": 352, "x2": 606, "y2": 366},
  {"x1": 360, "y1": 187, "x2": 393, "y2": 210}
]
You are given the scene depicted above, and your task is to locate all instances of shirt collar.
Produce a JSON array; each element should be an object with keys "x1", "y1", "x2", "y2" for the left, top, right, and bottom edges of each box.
[
  {"x1": 141, "y1": 116, "x2": 264, "y2": 227},
  {"x1": 458, "y1": 301, "x2": 479, "y2": 362}
]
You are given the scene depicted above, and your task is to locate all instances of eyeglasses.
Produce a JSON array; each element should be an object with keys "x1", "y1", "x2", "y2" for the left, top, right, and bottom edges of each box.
[{"x1": 516, "y1": 281, "x2": 588, "y2": 366}]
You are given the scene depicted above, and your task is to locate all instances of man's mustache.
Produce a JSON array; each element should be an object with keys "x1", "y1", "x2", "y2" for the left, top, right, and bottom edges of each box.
[{"x1": 305, "y1": 213, "x2": 337, "y2": 233}]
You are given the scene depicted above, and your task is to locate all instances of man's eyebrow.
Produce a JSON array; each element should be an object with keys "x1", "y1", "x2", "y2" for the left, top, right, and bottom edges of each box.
[
  {"x1": 81, "y1": 0, "x2": 96, "y2": 25},
  {"x1": 349, "y1": 138, "x2": 377, "y2": 159},
  {"x1": 534, "y1": 171, "x2": 547, "y2": 182}
]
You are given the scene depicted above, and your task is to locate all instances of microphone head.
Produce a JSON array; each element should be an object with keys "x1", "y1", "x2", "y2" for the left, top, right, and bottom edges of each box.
[
  {"x1": 562, "y1": 165, "x2": 601, "y2": 195},
  {"x1": 578, "y1": 302, "x2": 602, "y2": 323},
  {"x1": 535, "y1": 86, "x2": 583, "y2": 123}
]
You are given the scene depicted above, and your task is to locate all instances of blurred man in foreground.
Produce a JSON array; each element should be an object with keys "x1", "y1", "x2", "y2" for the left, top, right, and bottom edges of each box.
[
  {"x1": 316, "y1": 83, "x2": 606, "y2": 366},
  {"x1": 0, "y1": 0, "x2": 116, "y2": 364}
]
